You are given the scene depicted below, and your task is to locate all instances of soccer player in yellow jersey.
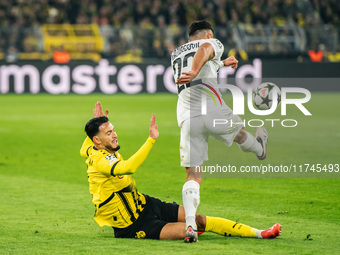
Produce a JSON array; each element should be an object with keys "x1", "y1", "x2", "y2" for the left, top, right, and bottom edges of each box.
[{"x1": 80, "y1": 102, "x2": 281, "y2": 240}]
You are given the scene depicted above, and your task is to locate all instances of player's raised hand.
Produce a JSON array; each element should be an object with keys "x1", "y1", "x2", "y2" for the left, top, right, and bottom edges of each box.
[
  {"x1": 93, "y1": 101, "x2": 109, "y2": 117},
  {"x1": 175, "y1": 70, "x2": 199, "y2": 84},
  {"x1": 223, "y1": 56, "x2": 239, "y2": 69},
  {"x1": 149, "y1": 113, "x2": 159, "y2": 140}
]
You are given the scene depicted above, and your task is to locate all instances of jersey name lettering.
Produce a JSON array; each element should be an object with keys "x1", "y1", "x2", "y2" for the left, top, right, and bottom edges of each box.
[{"x1": 171, "y1": 42, "x2": 200, "y2": 61}]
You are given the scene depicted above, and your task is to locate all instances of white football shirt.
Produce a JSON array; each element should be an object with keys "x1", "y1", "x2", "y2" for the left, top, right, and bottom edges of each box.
[{"x1": 171, "y1": 38, "x2": 226, "y2": 127}]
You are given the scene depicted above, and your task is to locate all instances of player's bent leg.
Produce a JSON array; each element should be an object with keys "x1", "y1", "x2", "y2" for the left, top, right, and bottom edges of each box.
[
  {"x1": 235, "y1": 128, "x2": 264, "y2": 159},
  {"x1": 159, "y1": 222, "x2": 186, "y2": 240}
]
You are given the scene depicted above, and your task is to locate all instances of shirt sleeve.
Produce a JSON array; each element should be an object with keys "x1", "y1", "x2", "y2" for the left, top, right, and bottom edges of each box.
[
  {"x1": 94, "y1": 153, "x2": 120, "y2": 176},
  {"x1": 205, "y1": 39, "x2": 224, "y2": 60},
  {"x1": 112, "y1": 137, "x2": 156, "y2": 176},
  {"x1": 80, "y1": 136, "x2": 94, "y2": 159}
]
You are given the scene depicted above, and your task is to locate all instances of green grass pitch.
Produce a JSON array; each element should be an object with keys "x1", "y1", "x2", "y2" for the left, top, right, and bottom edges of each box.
[{"x1": 0, "y1": 93, "x2": 339, "y2": 254}]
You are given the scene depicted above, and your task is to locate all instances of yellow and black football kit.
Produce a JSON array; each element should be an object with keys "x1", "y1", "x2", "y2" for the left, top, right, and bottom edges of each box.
[{"x1": 80, "y1": 136, "x2": 179, "y2": 239}]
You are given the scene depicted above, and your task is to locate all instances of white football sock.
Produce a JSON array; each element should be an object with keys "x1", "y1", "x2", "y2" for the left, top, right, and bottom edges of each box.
[
  {"x1": 238, "y1": 131, "x2": 263, "y2": 156},
  {"x1": 256, "y1": 229, "x2": 263, "y2": 238},
  {"x1": 182, "y1": 180, "x2": 200, "y2": 230}
]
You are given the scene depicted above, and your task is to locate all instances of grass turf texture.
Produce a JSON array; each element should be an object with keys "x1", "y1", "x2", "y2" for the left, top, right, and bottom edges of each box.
[{"x1": 0, "y1": 93, "x2": 339, "y2": 255}]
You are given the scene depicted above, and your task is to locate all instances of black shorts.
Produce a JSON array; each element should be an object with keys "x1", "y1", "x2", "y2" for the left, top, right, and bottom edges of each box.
[{"x1": 113, "y1": 195, "x2": 179, "y2": 240}]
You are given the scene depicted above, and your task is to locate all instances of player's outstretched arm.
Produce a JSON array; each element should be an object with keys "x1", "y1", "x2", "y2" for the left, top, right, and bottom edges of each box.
[
  {"x1": 176, "y1": 43, "x2": 215, "y2": 84},
  {"x1": 111, "y1": 114, "x2": 158, "y2": 176}
]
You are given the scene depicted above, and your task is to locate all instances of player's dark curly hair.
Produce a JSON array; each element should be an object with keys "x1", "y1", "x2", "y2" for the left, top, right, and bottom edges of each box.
[
  {"x1": 85, "y1": 116, "x2": 109, "y2": 140},
  {"x1": 188, "y1": 20, "x2": 214, "y2": 37}
]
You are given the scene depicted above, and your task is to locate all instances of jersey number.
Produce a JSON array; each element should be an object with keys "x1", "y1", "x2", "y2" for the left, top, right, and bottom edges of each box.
[{"x1": 172, "y1": 52, "x2": 195, "y2": 93}]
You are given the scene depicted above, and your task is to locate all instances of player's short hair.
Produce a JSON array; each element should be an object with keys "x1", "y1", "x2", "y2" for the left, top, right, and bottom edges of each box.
[
  {"x1": 85, "y1": 116, "x2": 109, "y2": 140},
  {"x1": 188, "y1": 20, "x2": 214, "y2": 38}
]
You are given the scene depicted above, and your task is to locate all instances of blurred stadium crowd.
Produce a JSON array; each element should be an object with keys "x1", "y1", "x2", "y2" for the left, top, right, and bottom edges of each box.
[{"x1": 0, "y1": 0, "x2": 339, "y2": 61}]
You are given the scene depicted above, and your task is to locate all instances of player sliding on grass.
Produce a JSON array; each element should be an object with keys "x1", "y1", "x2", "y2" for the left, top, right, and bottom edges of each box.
[
  {"x1": 80, "y1": 102, "x2": 281, "y2": 240},
  {"x1": 171, "y1": 20, "x2": 270, "y2": 242}
]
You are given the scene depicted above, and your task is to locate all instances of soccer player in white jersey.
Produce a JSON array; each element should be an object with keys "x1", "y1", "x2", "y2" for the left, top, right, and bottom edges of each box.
[{"x1": 171, "y1": 20, "x2": 270, "y2": 243}]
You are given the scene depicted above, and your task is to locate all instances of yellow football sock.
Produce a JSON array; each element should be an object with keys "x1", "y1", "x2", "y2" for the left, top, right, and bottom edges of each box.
[{"x1": 205, "y1": 216, "x2": 257, "y2": 238}]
